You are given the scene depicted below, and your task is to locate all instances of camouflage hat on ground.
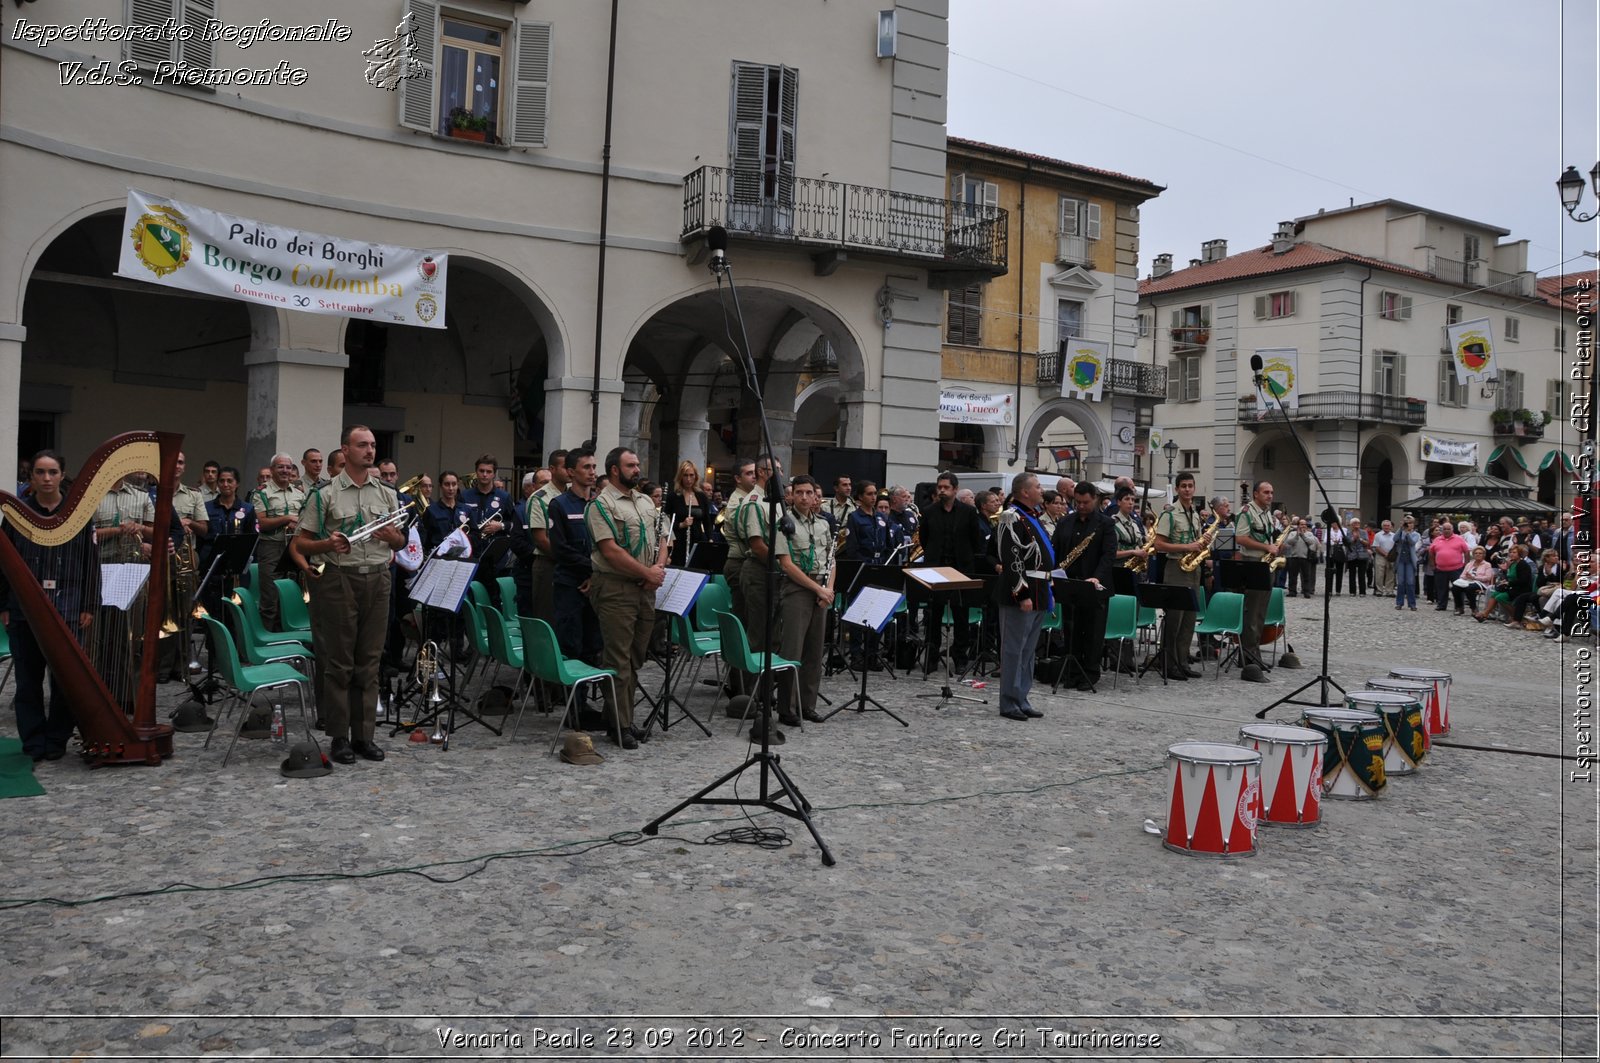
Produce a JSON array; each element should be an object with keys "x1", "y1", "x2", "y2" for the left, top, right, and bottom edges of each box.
[
  {"x1": 559, "y1": 732, "x2": 604, "y2": 766},
  {"x1": 169, "y1": 700, "x2": 213, "y2": 733},
  {"x1": 279, "y1": 742, "x2": 331, "y2": 779}
]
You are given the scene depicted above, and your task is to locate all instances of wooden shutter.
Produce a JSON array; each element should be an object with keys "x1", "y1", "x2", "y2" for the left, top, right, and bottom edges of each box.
[
  {"x1": 1059, "y1": 198, "x2": 1080, "y2": 236},
  {"x1": 729, "y1": 62, "x2": 767, "y2": 202},
  {"x1": 776, "y1": 66, "x2": 798, "y2": 206},
  {"x1": 179, "y1": 0, "x2": 215, "y2": 69},
  {"x1": 1548, "y1": 378, "x2": 1564, "y2": 418},
  {"x1": 1184, "y1": 358, "x2": 1200, "y2": 401},
  {"x1": 982, "y1": 182, "x2": 998, "y2": 209},
  {"x1": 1396, "y1": 353, "x2": 1407, "y2": 396},
  {"x1": 1254, "y1": 295, "x2": 1268, "y2": 320},
  {"x1": 124, "y1": 0, "x2": 177, "y2": 70},
  {"x1": 1284, "y1": 291, "x2": 1297, "y2": 316},
  {"x1": 1167, "y1": 360, "x2": 1181, "y2": 403},
  {"x1": 1085, "y1": 202, "x2": 1101, "y2": 240},
  {"x1": 1437, "y1": 356, "x2": 1452, "y2": 404},
  {"x1": 1372, "y1": 351, "x2": 1384, "y2": 394},
  {"x1": 398, "y1": 0, "x2": 438, "y2": 132},
  {"x1": 1399, "y1": 296, "x2": 1413, "y2": 321},
  {"x1": 509, "y1": 20, "x2": 552, "y2": 146}
]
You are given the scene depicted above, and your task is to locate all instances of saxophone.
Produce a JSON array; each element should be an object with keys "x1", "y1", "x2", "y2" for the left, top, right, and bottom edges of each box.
[
  {"x1": 1059, "y1": 528, "x2": 1098, "y2": 573},
  {"x1": 1179, "y1": 514, "x2": 1224, "y2": 573},
  {"x1": 1267, "y1": 515, "x2": 1300, "y2": 573},
  {"x1": 1124, "y1": 521, "x2": 1160, "y2": 573}
]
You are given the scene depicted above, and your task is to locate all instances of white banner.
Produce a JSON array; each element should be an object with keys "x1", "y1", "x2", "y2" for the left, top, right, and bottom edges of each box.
[
  {"x1": 1253, "y1": 347, "x2": 1300, "y2": 413},
  {"x1": 1445, "y1": 317, "x2": 1496, "y2": 385},
  {"x1": 1060, "y1": 338, "x2": 1108, "y2": 402},
  {"x1": 1419, "y1": 434, "x2": 1479, "y2": 468},
  {"x1": 116, "y1": 189, "x2": 447, "y2": 328},
  {"x1": 938, "y1": 390, "x2": 1014, "y2": 426}
]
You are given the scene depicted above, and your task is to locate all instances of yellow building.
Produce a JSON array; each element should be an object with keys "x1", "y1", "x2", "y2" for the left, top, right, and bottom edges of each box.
[{"x1": 939, "y1": 138, "x2": 1163, "y2": 486}]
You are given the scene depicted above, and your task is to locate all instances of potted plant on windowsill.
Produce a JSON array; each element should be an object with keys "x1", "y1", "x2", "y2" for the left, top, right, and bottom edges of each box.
[
  {"x1": 1490, "y1": 408, "x2": 1515, "y2": 436},
  {"x1": 447, "y1": 107, "x2": 492, "y2": 143}
]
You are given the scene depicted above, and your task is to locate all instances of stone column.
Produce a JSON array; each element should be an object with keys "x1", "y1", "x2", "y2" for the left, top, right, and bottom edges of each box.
[
  {"x1": 243, "y1": 348, "x2": 350, "y2": 478},
  {"x1": 545, "y1": 376, "x2": 623, "y2": 454},
  {"x1": 619, "y1": 379, "x2": 652, "y2": 474},
  {"x1": 764, "y1": 410, "x2": 797, "y2": 475},
  {"x1": 675, "y1": 418, "x2": 710, "y2": 476},
  {"x1": 0, "y1": 323, "x2": 24, "y2": 474}
]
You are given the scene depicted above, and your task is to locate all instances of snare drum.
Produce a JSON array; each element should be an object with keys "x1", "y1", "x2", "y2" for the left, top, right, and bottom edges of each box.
[
  {"x1": 1301, "y1": 708, "x2": 1387, "y2": 799},
  {"x1": 1238, "y1": 723, "x2": 1324, "y2": 828},
  {"x1": 1389, "y1": 667, "x2": 1451, "y2": 736},
  {"x1": 1364, "y1": 677, "x2": 1434, "y2": 752},
  {"x1": 1346, "y1": 691, "x2": 1426, "y2": 776},
  {"x1": 1164, "y1": 742, "x2": 1262, "y2": 857}
]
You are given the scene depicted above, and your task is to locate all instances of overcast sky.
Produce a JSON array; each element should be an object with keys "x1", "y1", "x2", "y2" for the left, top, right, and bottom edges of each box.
[{"x1": 947, "y1": 0, "x2": 1600, "y2": 280}]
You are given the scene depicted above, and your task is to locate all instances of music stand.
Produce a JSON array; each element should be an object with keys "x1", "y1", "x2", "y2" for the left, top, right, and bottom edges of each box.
[
  {"x1": 398, "y1": 555, "x2": 499, "y2": 745},
  {"x1": 859, "y1": 565, "x2": 910, "y2": 678},
  {"x1": 189, "y1": 532, "x2": 259, "y2": 705},
  {"x1": 1135, "y1": 582, "x2": 1198, "y2": 685},
  {"x1": 1216, "y1": 559, "x2": 1272, "y2": 675},
  {"x1": 951, "y1": 574, "x2": 999, "y2": 680},
  {"x1": 823, "y1": 557, "x2": 866, "y2": 677},
  {"x1": 1049, "y1": 577, "x2": 1110, "y2": 693},
  {"x1": 1110, "y1": 567, "x2": 1138, "y2": 597},
  {"x1": 906, "y1": 567, "x2": 987, "y2": 708},
  {"x1": 821, "y1": 586, "x2": 907, "y2": 726},
  {"x1": 640, "y1": 568, "x2": 712, "y2": 737}
]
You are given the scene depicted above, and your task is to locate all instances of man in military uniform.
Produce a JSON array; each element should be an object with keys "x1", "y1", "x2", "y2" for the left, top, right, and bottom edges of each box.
[
  {"x1": 721, "y1": 458, "x2": 758, "y2": 625},
  {"x1": 197, "y1": 459, "x2": 221, "y2": 503},
  {"x1": 251, "y1": 453, "x2": 306, "y2": 631},
  {"x1": 778, "y1": 475, "x2": 834, "y2": 725},
  {"x1": 1153, "y1": 471, "x2": 1206, "y2": 682},
  {"x1": 1232, "y1": 480, "x2": 1279, "y2": 684},
  {"x1": 299, "y1": 448, "x2": 327, "y2": 497},
  {"x1": 525, "y1": 448, "x2": 568, "y2": 622},
  {"x1": 162, "y1": 453, "x2": 210, "y2": 681},
  {"x1": 294, "y1": 426, "x2": 403, "y2": 765},
  {"x1": 586, "y1": 447, "x2": 667, "y2": 750},
  {"x1": 822, "y1": 475, "x2": 854, "y2": 530},
  {"x1": 738, "y1": 459, "x2": 790, "y2": 736},
  {"x1": 1111, "y1": 487, "x2": 1147, "y2": 571}
]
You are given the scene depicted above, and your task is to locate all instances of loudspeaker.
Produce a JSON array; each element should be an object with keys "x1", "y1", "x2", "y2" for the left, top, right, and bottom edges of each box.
[{"x1": 808, "y1": 446, "x2": 887, "y2": 495}]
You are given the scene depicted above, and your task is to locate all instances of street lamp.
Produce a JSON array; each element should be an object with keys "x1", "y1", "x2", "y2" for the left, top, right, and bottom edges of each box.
[
  {"x1": 1162, "y1": 438, "x2": 1180, "y2": 489},
  {"x1": 1557, "y1": 162, "x2": 1600, "y2": 223}
]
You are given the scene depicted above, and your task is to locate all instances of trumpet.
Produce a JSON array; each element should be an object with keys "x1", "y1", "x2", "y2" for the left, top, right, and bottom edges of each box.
[
  {"x1": 309, "y1": 499, "x2": 418, "y2": 575},
  {"x1": 1124, "y1": 522, "x2": 1160, "y2": 573},
  {"x1": 1179, "y1": 514, "x2": 1224, "y2": 573},
  {"x1": 1267, "y1": 515, "x2": 1300, "y2": 573}
]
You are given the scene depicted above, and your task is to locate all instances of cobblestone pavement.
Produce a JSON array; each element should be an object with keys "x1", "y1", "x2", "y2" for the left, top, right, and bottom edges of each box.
[{"x1": 1, "y1": 590, "x2": 1595, "y2": 1059}]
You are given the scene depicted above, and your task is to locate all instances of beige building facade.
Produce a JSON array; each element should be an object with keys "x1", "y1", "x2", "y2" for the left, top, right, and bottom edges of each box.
[{"x1": 1, "y1": 0, "x2": 1001, "y2": 487}]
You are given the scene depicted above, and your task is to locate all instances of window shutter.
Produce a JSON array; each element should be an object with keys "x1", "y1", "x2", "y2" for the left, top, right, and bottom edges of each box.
[
  {"x1": 1285, "y1": 291, "x2": 1297, "y2": 316},
  {"x1": 1169, "y1": 310, "x2": 1181, "y2": 329},
  {"x1": 1254, "y1": 295, "x2": 1268, "y2": 320},
  {"x1": 1085, "y1": 203, "x2": 1101, "y2": 240},
  {"x1": 509, "y1": 20, "x2": 552, "y2": 146},
  {"x1": 1059, "y1": 198, "x2": 1080, "y2": 236},
  {"x1": 124, "y1": 0, "x2": 178, "y2": 69},
  {"x1": 1185, "y1": 358, "x2": 1200, "y2": 401},
  {"x1": 397, "y1": 0, "x2": 438, "y2": 132},
  {"x1": 1399, "y1": 296, "x2": 1413, "y2": 320},
  {"x1": 1396, "y1": 354, "x2": 1406, "y2": 396},
  {"x1": 1372, "y1": 353, "x2": 1383, "y2": 394},
  {"x1": 1548, "y1": 378, "x2": 1563, "y2": 418},
  {"x1": 951, "y1": 174, "x2": 966, "y2": 201},
  {"x1": 1437, "y1": 356, "x2": 1449, "y2": 404},
  {"x1": 729, "y1": 62, "x2": 767, "y2": 202},
  {"x1": 777, "y1": 66, "x2": 799, "y2": 205},
  {"x1": 178, "y1": 0, "x2": 215, "y2": 68},
  {"x1": 982, "y1": 182, "x2": 998, "y2": 209},
  {"x1": 1167, "y1": 360, "x2": 1181, "y2": 403}
]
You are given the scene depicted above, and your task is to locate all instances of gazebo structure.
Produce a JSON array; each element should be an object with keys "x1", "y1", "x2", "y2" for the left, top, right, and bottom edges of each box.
[{"x1": 1394, "y1": 471, "x2": 1551, "y2": 520}]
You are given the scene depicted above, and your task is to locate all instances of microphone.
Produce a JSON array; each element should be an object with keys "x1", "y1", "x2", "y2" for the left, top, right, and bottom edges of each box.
[
  {"x1": 707, "y1": 225, "x2": 729, "y2": 275},
  {"x1": 1249, "y1": 353, "x2": 1265, "y2": 390}
]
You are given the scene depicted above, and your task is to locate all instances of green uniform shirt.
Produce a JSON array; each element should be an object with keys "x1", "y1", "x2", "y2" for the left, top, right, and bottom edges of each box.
[
  {"x1": 1235, "y1": 502, "x2": 1275, "y2": 560},
  {"x1": 737, "y1": 490, "x2": 784, "y2": 552},
  {"x1": 788, "y1": 510, "x2": 831, "y2": 583},
  {"x1": 526, "y1": 481, "x2": 559, "y2": 555},
  {"x1": 298, "y1": 471, "x2": 399, "y2": 569},
  {"x1": 252, "y1": 482, "x2": 307, "y2": 541},
  {"x1": 1155, "y1": 504, "x2": 1202, "y2": 545},
  {"x1": 587, "y1": 480, "x2": 660, "y2": 576},
  {"x1": 723, "y1": 485, "x2": 753, "y2": 562},
  {"x1": 94, "y1": 481, "x2": 155, "y2": 564},
  {"x1": 1114, "y1": 513, "x2": 1142, "y2": 550}
]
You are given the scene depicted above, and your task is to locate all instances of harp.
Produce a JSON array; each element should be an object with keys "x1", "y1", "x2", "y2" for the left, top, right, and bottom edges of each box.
[{"x1": 0, "y1": 431, "x2": 182, "y2": 765}]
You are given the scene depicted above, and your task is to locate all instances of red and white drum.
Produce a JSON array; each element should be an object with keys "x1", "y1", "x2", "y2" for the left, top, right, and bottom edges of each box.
[
  {"x1": 1346, "y1": 690, "x2": 1426, "y2": 777},
  {"x1": 1164, "y1": 742, "x2": 1262, "y2": 857},
  {"x1": 1238, "y1": 723, "x2": 1324, "y2": 828},
  {"x1": 1364, "y1": 677, "x2": 1434, "y2": 751},
  {"x1": 1389, "y1": 667, "x2": 1451, "y2": 736},
  {"x1": 1301, "y1": 707, "x2": 1386, "y2": 800}
]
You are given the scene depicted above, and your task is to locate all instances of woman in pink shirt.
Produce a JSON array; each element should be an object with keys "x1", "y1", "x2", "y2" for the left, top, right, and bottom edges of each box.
[
  {"x1": 1428, "y1": 521, "x2": 1471, "y2": 612},
  {"x1": 1456, "y1": 545, "x2": 1497, "y2": 615}
]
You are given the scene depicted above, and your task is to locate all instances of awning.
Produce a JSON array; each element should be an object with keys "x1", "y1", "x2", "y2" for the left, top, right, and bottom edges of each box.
[
  {"x1": 1537, "y1": 449, "x2": 1576, "y2": 473},
  {"x1": 1484, "y1": 444, "x2": 1530, "y2": 473}
]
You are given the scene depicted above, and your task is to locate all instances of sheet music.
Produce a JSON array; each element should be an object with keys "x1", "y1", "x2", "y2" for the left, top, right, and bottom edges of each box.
[
  {"x1": 842, "y1": 586, "x2": 903, "y2": 632},
  {"x1": 654, "y1": 568, "x2": 708, "y2": 616},
  {"x1": 915, "y1": 568, "x2": 952, "y2": 584},
  {"x1": 100, "y1": 563, "x2": 149, "y2": 611},
  {"x1": 432, "y1": 561, "x2": 478, "y2": 610},
  {"x1": 407, "y1": 559, "x2": 442, "y2": 604}
]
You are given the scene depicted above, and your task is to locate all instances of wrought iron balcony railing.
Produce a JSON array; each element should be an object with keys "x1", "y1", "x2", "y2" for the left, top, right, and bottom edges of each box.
[
  {"x1": 1036, "y1": 350, "x2": 1166, "y2": 399},
  {"x1": 682, "y1": 165, "x2": 1008, "y2": 275},
  {"x1": 1236, "y1": 392, "x2": 1427, "y2": 431}
]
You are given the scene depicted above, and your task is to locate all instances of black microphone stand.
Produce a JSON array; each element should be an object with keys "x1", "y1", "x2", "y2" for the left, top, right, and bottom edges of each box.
[
  {"x1": 643, "y1": 234, "x2": 835, "y2": 865},
  {"x1": 1250, "y1": 360, "x2": 1346, "y2": 717}
]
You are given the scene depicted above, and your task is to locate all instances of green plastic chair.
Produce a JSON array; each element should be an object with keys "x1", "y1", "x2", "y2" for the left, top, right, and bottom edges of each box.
[
  {"x1": 200, "y1": 614, "x2": 315, "y2": 766},
  {"x1": 272, "y1": 578, "x2": 314, "y2": 637},
  {"x1": 694, "y1": 582, "x2": 731, "y2": 633},
  {"x1": 459, "y1": 600, "x2": 492, "y2": 686},
  {"x1": 670, "y1": 608, "x2": 723, "y2": 713},
  {"x1": 231, "y1": 586, "x2": 313, "y2": 651},
  {"x1": 495, "y1": 576, "x2": 520, "y2": 625},
  {"x1": 1264, "y1": 586, "x2": 1287, "y2": 664},
  {"x1": 481, "y1": 604, "x2": 529, "y2": 703},
  {"x1": 0, "y1": 623, "x2": 12, "y2": 697},
  {"x1": 1193, "y1": 591, "x2": 1245, "y2": 679},
  {"x1": 222, "y1": 598, "x2": 313, "y2": 671},
  {"x1": 516, "y1": 616, "x2": 621, "y2": 752},
  {"x1": 714, "y1": 610, "x2": 801, "y2": 734},
  {"x1": 466, "y1": 582, "x2": 492, "y2": 612},
  {"x1": 1102, "y1": 594, "x2": 1139, "y2": 690}
]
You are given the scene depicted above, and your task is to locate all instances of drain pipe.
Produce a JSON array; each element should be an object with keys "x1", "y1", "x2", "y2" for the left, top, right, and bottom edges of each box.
[
  {"x1": 1011, "y1": 162, "x2": 1028, "y2": 465},
  {"x1": 589, "y1": 0, "x2": 620, "y2": 445}
]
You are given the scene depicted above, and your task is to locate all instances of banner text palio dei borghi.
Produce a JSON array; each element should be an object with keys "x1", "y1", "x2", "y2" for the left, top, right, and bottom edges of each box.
[{"x1": 116, "y1": 189, "x2": 448, "y2": 329}]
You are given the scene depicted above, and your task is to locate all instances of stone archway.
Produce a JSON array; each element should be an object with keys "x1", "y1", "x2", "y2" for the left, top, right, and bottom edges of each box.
[
  {"x1": 1021, "y1": 398, "x2": 1111, "y2": 480},
  {"x1": 1238, "y1": 429, "x2": 1312, "y2": 518},
  {"x1": 1360, "y1": 433, "x2": 1411, "y2": 523}
]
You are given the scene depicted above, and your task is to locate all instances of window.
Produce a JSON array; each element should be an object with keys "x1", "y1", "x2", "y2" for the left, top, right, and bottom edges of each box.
[
  {"x1": 1372, "y1": 350, "x2": 1405, "y2": 398},
  {"x1": 1166, "y1": 357, "x2": 1201, "y2": 402},
  {"x1": 730, "y1": 62, "x2": 798, "y2": 212},
  {"x1": 1548, "y1": 378, "x2": 1571, "y2": 420},
  {"x1": 947, "y1": 284, "x2": 982, "y2": 346},
  {"x1": 1137, "y1": 313, "x2": 1151, "y2": 338},
  {"x1": 1253, "y1": 291, "x2": 1297, "y2": 319},
  {"x1": 1437, "y1": 355, "x2": 1467, "y2": 407},
  {"x1": 1180, "y1": 449, "x2": 1200, "y2": 471},
  {"x1": 951, "y1": 174, "x2": 999, "y2": 217},
  {"x1": 1445, "y1": 304, "x2": 1463, "y2": 325},
  {"x1": 1463, "y1": 234, "x2": 1482, "y2": 260},
  {"x1": 1496, "y1": 369, "x2": 1524, "y2": 411},
  {"x1": 1170, "y1": 305, "x2": 1209, "y2": 347},
  {"x1": 1504, "y1": 316, "x2": 1520, "y2": 342},
  {"x1": 399, "y1": 3, "x2": 551, "y2": 147},
  {"x1": 1261, "y1": 446, "x2": 1275, "y2": 471},
  {"x1": 1056, "y1": 197, "x2": 1101, "y2": 267},
  {"x1": 1378, "y1": 291, "x2": 1413, "y2": 320},
  {"x1": 123, "y1": 0, "x2": 215, "y2": 75},
  {"x1": 1056, "y1": 299, "x2": 1084, "y2": 346}
]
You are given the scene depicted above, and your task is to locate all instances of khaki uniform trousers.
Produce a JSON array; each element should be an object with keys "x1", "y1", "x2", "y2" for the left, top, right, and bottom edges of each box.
[
  {"x1": 589, "y1": 571, "x2": 654, "y2": 731},
  {"x1": 1161, "y1": 564, "x2": 1201, "y2": 675},
  {"x1": 779, "y1": 583, "x2": 825, "y2": 717},
  {"x1": 1240, "y1": 586, "x2": 1269, "y2": 671},
  {"x1": 316, "y1": 567, "x2": 390, "y2": 742},
  {"x1": 255, "y1": 538, "x2": 287, "y2": 629}
]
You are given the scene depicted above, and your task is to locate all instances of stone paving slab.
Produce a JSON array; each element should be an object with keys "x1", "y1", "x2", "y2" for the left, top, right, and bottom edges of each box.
[{"x1": 0, "y1": 592, "x2": 1594, "y2": 1059}]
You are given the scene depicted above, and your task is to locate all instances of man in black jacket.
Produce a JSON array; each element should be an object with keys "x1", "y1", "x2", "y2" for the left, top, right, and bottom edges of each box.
[
  {"x1": 1052, "y1": 481, "x2": 1116, "y2": 692},
  {"x1": 915, "y1": 471, "x2": 986, "y2": 672}
]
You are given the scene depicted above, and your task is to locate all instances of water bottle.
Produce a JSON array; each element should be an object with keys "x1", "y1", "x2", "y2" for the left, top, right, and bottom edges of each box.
[{"x1": 270, "y1": 704, "x2": 287, "y2": 745}]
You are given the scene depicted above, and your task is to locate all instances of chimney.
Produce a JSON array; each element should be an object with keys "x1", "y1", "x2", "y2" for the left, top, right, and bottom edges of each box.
[
  {"x1": 1152, "y1": 253, "x2": 1173, "y2": 278},
  {"x1": 1189, "y1": 258, "x2": 1202, "y2": 269},
  {"x1": 1201, "y1": 238, "x2": 1228, "y2": 264},
  {"x1": 1272, "y1": 221, "x2": 1295, "y2": 254}
]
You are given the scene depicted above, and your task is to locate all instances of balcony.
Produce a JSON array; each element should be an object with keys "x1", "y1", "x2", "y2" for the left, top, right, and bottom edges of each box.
[
  {"x1": 1427, "y1": 254, "x2": 1534, "y2": 296},
  {"x1": 1491, "y1": 412, "x2": 1546, "y2": 441},
  {"x1": 1236, "y1": 392, "x2": 1428, "y2": 433},
  {"x1": 681, "y1": 165, "x2": 1008, "y2": 279},
  {"x1": 1036, "y1": 350, "x2": 1167, "y2": 399},
  {"x1": 1170, "y1": 326, "x2": 1210, "y2": 353},
  {"x1": 1056, "y1": 232, "x2": 1096, "y2": 268}
]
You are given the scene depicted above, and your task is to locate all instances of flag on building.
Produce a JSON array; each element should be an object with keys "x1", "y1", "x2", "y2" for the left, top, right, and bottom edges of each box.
[
  {"x1": 1061, "y1": 338, "x2": 1109, "y2": 402},
  {"x1": 1445, "y1": 317, "x2": 1497, "y2": 385},
  {"x1": 1253, "y1": 347, "x2": 1300, "y2": 415}
]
